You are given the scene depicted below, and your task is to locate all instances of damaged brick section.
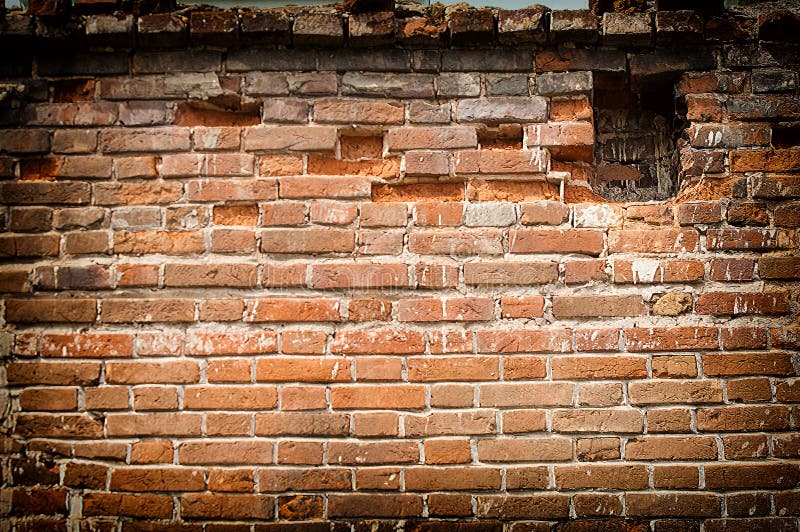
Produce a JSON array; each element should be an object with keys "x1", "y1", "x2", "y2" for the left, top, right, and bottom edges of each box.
[{"x1": 0, "y1": 0, "x2": 799, "y2": 529}]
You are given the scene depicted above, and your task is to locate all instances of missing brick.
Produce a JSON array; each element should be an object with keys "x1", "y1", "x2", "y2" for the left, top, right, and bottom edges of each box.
[
  {"x1": 592, "y1": 71, "x2": 684, "y2": 202},
  {"x1": 772, "y1": 123, "x2": 800, "y2": 149},
  {"x1": 477, "y1": 124, "x2": 523, "y2": 150},
  {"x1": 173, "y1": 97, "x2": 261, "y2": 127}
]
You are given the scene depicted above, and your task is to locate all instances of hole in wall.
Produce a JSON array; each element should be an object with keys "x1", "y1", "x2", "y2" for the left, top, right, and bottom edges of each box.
[
  {"x1": 592, "y1": 71, "x2": 684, "y2": 202},
  {"x1": 772, "y1": 123, "x2": 800, "y2": 149},
  {"x1": 173, "y1": 98, "x2": 261, "y2": 127},
  {"x1": 759, "y1": 10, "x2": 800, "y2": 44},
  {"x1": 477, "y1": 124, "x2": 523, "y2": 150}
]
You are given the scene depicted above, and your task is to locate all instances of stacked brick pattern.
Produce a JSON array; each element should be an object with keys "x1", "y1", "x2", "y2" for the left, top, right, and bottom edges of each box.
[{"x1": 1, "y1": 3, "x2": 799, "y2": 530}]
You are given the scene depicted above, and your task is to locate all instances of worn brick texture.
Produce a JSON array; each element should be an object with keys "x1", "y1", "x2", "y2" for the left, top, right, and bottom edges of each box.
[{"x1": 0, "y1": 1, "x2": 799, "y2": 530}]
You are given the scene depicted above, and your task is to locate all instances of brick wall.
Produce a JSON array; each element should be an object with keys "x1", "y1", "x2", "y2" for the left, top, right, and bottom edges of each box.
[{"x1": 1, "y1": 2, "x2": 799, "y2": 529}]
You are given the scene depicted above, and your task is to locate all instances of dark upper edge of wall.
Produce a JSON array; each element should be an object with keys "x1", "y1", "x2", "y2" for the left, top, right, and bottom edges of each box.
[{"x1": 0, "y1": 1, "x2": 799, "y2": 51}]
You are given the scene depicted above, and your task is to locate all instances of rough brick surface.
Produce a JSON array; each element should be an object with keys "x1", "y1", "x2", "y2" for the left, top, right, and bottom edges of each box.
[{"x1": 1, "y1": 2, "x2": 798, "y2": 529}]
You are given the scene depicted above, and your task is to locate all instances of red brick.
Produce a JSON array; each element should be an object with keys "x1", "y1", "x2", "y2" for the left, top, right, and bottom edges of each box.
[
  {"x1": 180, "y1": 493, "x2": 274, "y2": 520},
  {"x1": 653, "y1": 465, "x2": 700, "y2": 489},
  {"x1": 553, "y1": 295, "x2": 645, "y2": 317},
  {"x1": 501, "y1": 296, "x2": 545, "y2": 318},
  {"x1": 409, "y1": 229, "x2": 504, "y2": 255},
  {"x1": 254, "y1": 412, "x2": 349, "y2": 437},
  {"x1": 707, "y1": 228, "x2": 796, "y2": 250},
  {"x1": 428, "y1": 330, "x2": 474, "y2": 354},
  {"x1": 727, "y1": 377, "x2": 772, "y2": 402},
  {"x1": 184, "y1": 330, "x2": 277, "y2": 355},
  {"x1": 256, "y1": 357, "x2": 351, "y2": 382},
  {"x1": 477, "y1": 438, "x2": 573, "y2": 462},
  {"x1": 101, "y1": 298, "x2": 194, "y2": 323},
  {"x1": 564, "y1": 259, "x2": 608, "y2": 284},
  {"x1": 208, "y1": 469, "x2": 254, "y2": 492},
  {"x1": 310, "y1": 263, "x2": 408, "y2": 289},
  {"x1": 477, "y1": 329, "x2": 572, "y2": 353},
  {"x1": 278, "y1": 441, "x2": 323, "y2": 465},
  {"x1": 101, "y1": 127, "x2": 191, "y2": 153},
  {"x1": 627, "y1": 435, "x2": 718, "y2": 461},
  {"x1": 628, "y1": 380, "x2": 722, "y2": 404},
  {"x1": 117, "y1": 264, "x2": 159, "y2": 287},
  {"x1": 510, "y1": 229, "x2": 603, "y2": 255},
  {"x1": 645, "y1": 409, "x2": 691, "y2": 434},
  {"x1": 552, "y1": 409, "x2": 643, "y2": 434},
  {"x1": 330, "y1": 385, "x2": 426, "y2": 410},
  {"x1": 83, "y1": 493, "x2": 173, "y2": 519},
  {"x1": 428, "y1": 493, "x2": 473, "y2": 517},
  {"x1": 360, "y1": 202, "x2": 407, "y2": 227},
  {"x1": 106, "y1": 413, "x2": 202, "y2": 437},
  {"x1": 731, "y1": 147, "x2": 800, "y2": 172},
  {"x1": 628, "y1": 494, "x2": 721, "y2": 519},
  {"x1": 414, "y1": 202, "x2": 464, "y2": 226},
  {"x1": 244, "y1": 297, "x2": 341, "y2": 322},
  {"x1": 613, "y1": 259, "x2": 704, "y2": 283},
  {"x1": 314, "y1": 99, "x2": 404, "y2": 124},
  {"x1": 552, "y1": 356, "x2": 647, "y2": 380},
  {"x1": 257, "y1": 468, "x2": 351, "y2": 492},
  {"x1": 423, "y1": 439, "x2": 472, "y2": 465},
  {"x1": 328, "y1": 441, "x2": 418, "y2": 465},
  {"x1": 105, "y1": 360, "x2": 199, "y2": 384},
  {"x1": 676, "y1": 201, "x2": 723, "y2": 224},
  {"x1": 476, "y1": 494, "x2": 570, "y2": 519},
  {"x1": 5, "y1": 298, "x2": 97, "y2": 323},
  {"x1": 398, "y1": 297, "x2": 493, "y2": 322},
  {"x1": 405, "y1": 467, "x2": 501, "y2": 491},
  {"x1": 187, "y1": 179, "x2": 277, "y2": 202},
  {"x1": 110, "y1": 468, "x2": 205, "y2": 492},
  {"x1": 652, "y1": 356, "x2": 698, "y2": 378},
  {"x1": 702, "y1": 352, "x2": 794, "y2": 376},
  {"x1": 695, "y1": 291, "x2": 790, "y2": 315},
  {"x1": 133, "y1": 385, "x2": 179, "y2": 410},
  {"x1": 114, "y1": 231, "x2": 204, "y2": 255},
  {"x1": 430, "y1": 384, "x2": 474, "y2": 408},
  {"x1": 184, "y1": 385, "x2": 277, "y2": 410},
  {"x1": 455, "y1": 149, "x2": 550, "y2": 174},
  {"x1": 387, "y1": 126, "x2": 476, "y2": 151},
  {"x1": 353, "y1": 412, "x2": 398, "y2": 436},
  {"x1": 502, "y1": 410, "x2": 547, "y2": 433},
  {"x1": 331, "y1": 329, "x2": 426, "y2": 354},
  {"x1": 328, "y1": 494, "x2": 423, "y2": 518},
  {"x1": 608, "y1": 229, "x2": 699, "y2": 253},
  {"x1": 696, "y1": 405, "x2": 791, "y2": 432},
  {"x1": 261, "y1": 228, "x2": 354, "y2": 253},
  {"x1": 759, "y1": 256, "x2": 800, "y2": 279},
  {"x1": 555, "y1": 464, "x2": 648, "y2": 490},
  {"x1": 404, "y1": 411, "x2": 495, "y2": 436},
  {"x1": 19, "y1": 388, "x2": 78, "y2": 411},
  {"x1": 85, "y1": 387, "x2": 129, "y2": 411},
  {"x1": 465, "y1": 261, "x2": 558, "y2": 285},
  {"x1": 244, "y1": 125, "x2": 337, "y2": 152},
  {"x1": 723, "y1": 434, "x2": 768, "y2": 459},
  {"x1": 480, "y1": 383, "x2": 573, "y2": 407},
  {"x1": 709, "y1": 258, "x2": 755, "y2": 281},
  {"x1": 280, "y1": 176, "x2": 371, "y2": 198},
  {"x1": 0, "y1": 234, "x2": 60, "y2": 259},
  {"x1": 705, "y1": 463, "x2": 799, "y2": 490},
  {"x1": 575, "y1": 328, "x2": 620, "y2": 352},
  {"x1": 406, "y1": 150, "x2": 451, "y2": 176},
  {"x1": 179, "y1": 440, "x2": 274, "y2": 465},
  {"x1": 624, "y1": 327, "x2": 719, "y2": 351},
  {"x1": 407, "y1": 356, "x2": 498, "y2": 381},
  {"x1": 348, "y1": 299, "x2": 393, "y2": 321},
  {"x1": 39, "y1": 333, "x2": 133, "y2": 358}
]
